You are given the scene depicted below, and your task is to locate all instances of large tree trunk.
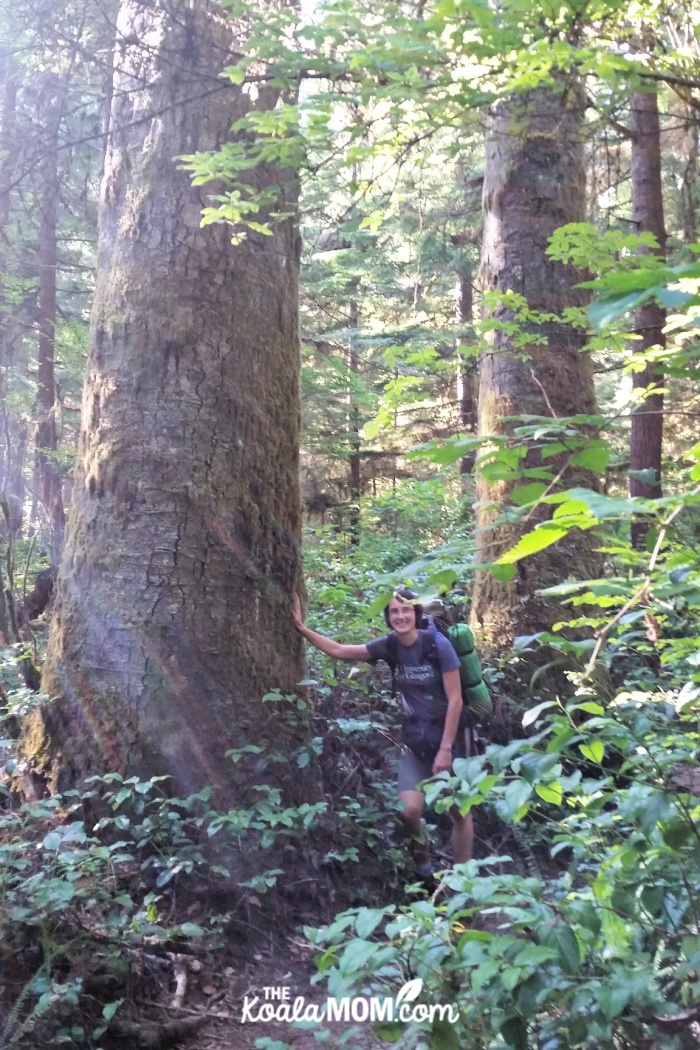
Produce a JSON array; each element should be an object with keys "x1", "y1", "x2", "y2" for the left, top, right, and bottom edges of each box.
[
  {"x1": 30, "y1": 0, "x2": 304, "y2": 800},
  {"x1": 346, "y1": 295, "x2": 361, "y2": 543},
  {"x1": 679, "y1": 103, "x2": 698, "y2": 247},
  {"x1": 0, "y1": 47, "x2": 18, "y2": 504},
  {"x1": 471, "y1": 79, "x2": 602, "y2": 660},
  {"x1": 35, "y1": 73, "x2": 65, "y2": 566},
  {"x1": 629, "y1": 90, "x2": 666, "y2": 545},
  {"x1": 454, "y1": 249, "x2": 477, "y2": 474}
]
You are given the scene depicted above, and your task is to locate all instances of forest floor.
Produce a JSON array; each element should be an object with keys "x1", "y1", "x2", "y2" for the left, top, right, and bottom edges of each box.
[{"x1": 152, "y1": 934, "x2": 382, "y2": 1050}]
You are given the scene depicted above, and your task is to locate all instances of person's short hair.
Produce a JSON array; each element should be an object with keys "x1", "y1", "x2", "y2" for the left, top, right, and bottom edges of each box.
[{"x1": 383, "y1": 586, "x2": 424, "y2": 629}]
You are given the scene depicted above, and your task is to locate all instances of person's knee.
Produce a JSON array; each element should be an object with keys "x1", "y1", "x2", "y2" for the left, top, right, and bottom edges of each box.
[{"x1": 399, "y1": 803, "x2": 422, "y2": 827}]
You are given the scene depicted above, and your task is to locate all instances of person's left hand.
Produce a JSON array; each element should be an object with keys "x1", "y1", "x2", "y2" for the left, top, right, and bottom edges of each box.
[
  {"x1": 432, "y1": 744, "x2": 453, "y2": 775},
  {"x1": 292, "y1": 593, "x2": 305, "y2": 631}
]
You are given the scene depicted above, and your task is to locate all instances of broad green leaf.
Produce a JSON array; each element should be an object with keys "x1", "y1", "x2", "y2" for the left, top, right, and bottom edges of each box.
[
  {"x1": 598, "y1": 983, "x2": 631, "y2": 1020},
  {"x1": 500, "y1": 1014, "x2": 528, "y2": 1050},
  {"x1": 553, "y1": 924, "x2": 581, "y2": 974},
  {"x1": 579, "y1": 741, "x2": 604, "y2": 764},
  {"x1": 522, "y1": 700, "x2": 557, "y2": 727},
  {"x1": 510, "y1": 482, "x2": 548, "y2": 506},
  {"x1": 355, "y1": 907, "x2": 387, "y2": 939},
  {"x1": 497, "y1": 524, "x2": 569, "y2": 564},
  {"x1": 513, "y1": 944, "x2": 559, "y2": 966},
  {"x1": 338, "y1": 937, "x2": 383, "y2": 975},
  {"x1": 570, "y1": 445, "x2": 610, "y2": 472},
  {"x1": 572, "y1": 701, "x2": 605, "y2": 715},
  {"x1": 102, "y1": 999, "x2": 124, "y2": 1022},
  {"x1": 535, "y1": 782, "x2": 563, "y2": 805}
]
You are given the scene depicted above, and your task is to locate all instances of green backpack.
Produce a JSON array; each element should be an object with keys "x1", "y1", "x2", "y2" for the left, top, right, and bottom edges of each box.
[{"x1": 442, "y1": 620, "x2": 493, "y2": 721}]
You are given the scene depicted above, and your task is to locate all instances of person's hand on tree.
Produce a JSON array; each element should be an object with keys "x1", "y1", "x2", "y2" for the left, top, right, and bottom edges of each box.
[{"x1": 292, "y1": 594, "x2": 305, "y2": 631}]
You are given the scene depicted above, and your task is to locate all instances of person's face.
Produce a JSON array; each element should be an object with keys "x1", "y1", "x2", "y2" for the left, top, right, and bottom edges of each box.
[{"x1": 387, "y1": 598, "x2": 417, "y2": 635}]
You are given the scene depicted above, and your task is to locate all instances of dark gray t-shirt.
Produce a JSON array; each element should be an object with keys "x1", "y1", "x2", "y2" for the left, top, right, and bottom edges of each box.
[{"x1": 366, "y1": 630, "x2": 460, "y2": 723}]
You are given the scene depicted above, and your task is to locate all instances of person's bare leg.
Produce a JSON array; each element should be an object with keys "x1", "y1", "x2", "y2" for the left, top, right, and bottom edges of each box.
[
  {"x1": 450, "y1": 809, "x2": 473, "y2": 864},
  {"x1": 398, "y1": 790, "x2": 430, "y2": 865}
]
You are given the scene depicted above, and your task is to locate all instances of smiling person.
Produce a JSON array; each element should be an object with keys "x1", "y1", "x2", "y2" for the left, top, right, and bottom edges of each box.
[{"x1": 291, "y1": 587, "x2": 473, "y2": 882}]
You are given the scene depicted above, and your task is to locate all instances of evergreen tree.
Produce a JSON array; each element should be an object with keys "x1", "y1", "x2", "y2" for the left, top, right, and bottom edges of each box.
[{"x1": 30, "y1": 0, "x2": 305, "y2": 799}]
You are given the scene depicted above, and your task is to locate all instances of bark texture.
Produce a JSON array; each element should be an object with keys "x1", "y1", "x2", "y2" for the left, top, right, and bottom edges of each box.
[
  {"x1": 35, "y1": 73, "x2": 66, "y2": 565},
  {"x1": 679, "y1": 103, "x2": 698, "y2": 247},
  {"x1": 629, "y1": 91, "x2": 666, "y2": 543},
  {"x1": 455, "y1": 258, "x2": 477, "y2": 474},
  {"x1": 33, "y1": 0, "x2": 304, "y2": 799},
  {"x1": 346, "y1": 295, "x2": 361, "y2": 542},
  {"x1": 471, "y1": 80, "x2": 602, "y2": 658}
]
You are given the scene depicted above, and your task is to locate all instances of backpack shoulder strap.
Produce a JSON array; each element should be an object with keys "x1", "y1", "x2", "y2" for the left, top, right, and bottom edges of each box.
[
  {"x1": 419, "y1": 623, "x2": 441, "y2": 666},
  {"x1": 384, "y1": 632, "x2": 399, "y2": 698}
]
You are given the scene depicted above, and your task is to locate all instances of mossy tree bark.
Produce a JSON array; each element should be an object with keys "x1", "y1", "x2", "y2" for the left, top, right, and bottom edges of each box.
[
  {"x1": 471, "y1": 80, "x2": 602, "y2": 662},
  {"x1": 33, "y1": 0, "x2": 305, "y2": 800}
]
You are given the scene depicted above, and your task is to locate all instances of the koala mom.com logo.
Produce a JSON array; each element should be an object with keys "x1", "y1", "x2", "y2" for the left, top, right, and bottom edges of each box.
[{"x1": 240, "y1": 977, "x2": 459, "y2": 1026}]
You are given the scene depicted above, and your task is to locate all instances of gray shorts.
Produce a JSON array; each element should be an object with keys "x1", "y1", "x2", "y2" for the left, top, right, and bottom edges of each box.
[{"x1": 397, "y1": 730, "x2": 470, "y2": 793}]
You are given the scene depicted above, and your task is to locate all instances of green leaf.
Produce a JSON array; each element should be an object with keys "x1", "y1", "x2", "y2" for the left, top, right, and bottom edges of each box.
[
  {"x1": 102, "y1": 999, "x2": 124, "y2": 1022},
  {"x1": 502, "y1": 779, "x2": 533, "y2": 819},
  {"x1": 512, "y1": 944, "x2": 559, "y2": 966},
  {"x1": 497, "y1": 523, "x2": 569, "y2": 565},
  {"x1": 535, "y1": 782, "x2": 563, "y2": 805},
  {"x1": 510, "y1": 482, "x2": 548, "y2": 506},
  {"x1": 598, "y1": 983, "x2": 631, "y2": 1020},
  {"x1": 500, "y1": 1014, "x2": 528, "y2": 1050},
  {"x1": 178, "y1": 922, "x2": 205, "y2": 937},
  {"x1": 579, "y1": 741, "x2": 604, "y2": 764},
  {"x1": 570, "y1": 445, "x2": 610, "y2": 472},
  {"x1": 543, "y1": 487, "x2": 652, "y2": 520},
  {"x1": 502, "y1": 967, "x2": 525, "y2": 992},
  {"x1": 355, "y1": 907, "x2": 387, "y2": 939},
  {"x1": 573, "y1": 701, "x2": 605, "y2": 715},
  {"x1": 471, "y1": 959, "x2": 500, "y2": 992},
  {"x1": 339, "y1": 937, "x2": 382, "y2": 974},
  {"x1": 522, "y1": 700, "x2": 557, "y2": 727},
  {"x1": 552, "y1": 924, "x2": 581, "y2": 974},
  {"x1": 489, "y1": 563, "x2": 517, "y2": 583}
]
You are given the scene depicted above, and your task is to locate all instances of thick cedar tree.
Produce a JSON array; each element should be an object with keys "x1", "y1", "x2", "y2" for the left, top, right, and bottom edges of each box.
[
  {"x1": 471, "y1": 80, "x2": 602, "y2": 658},
  {"x1": 28, "y1": 0, "x2": 305, "y2": 800}
]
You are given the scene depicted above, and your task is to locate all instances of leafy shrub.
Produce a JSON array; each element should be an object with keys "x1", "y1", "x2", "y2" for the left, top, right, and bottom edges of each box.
[{"x1": 305, "y1": 693, "x2": 700, "y2": 1050}]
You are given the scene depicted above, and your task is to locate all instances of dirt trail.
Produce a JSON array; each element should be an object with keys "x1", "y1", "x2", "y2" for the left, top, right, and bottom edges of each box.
[{"x1": 160, "y1": 939, "x2": 381, "y2": 1050}]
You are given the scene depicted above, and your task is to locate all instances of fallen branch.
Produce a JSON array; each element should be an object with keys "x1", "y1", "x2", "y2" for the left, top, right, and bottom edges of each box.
[{"x1": 170, "y1": 955, "x2": 188, "y2": 1011}]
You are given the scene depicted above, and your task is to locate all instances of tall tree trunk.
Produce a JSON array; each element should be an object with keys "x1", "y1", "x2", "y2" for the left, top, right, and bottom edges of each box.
[
  {"x1": 347, "y1": 295, "x2": 361, "y2": 543},
  {"x1": 30, "y1": 0, "x2": 304, "y2": 800},
  {"x1": 454, "y1": 251, "x2": 477, "y2": 474},
  {"x1": 0, "y1": 47, "x2": 18, "y2": 501},
  {"x1": 471, "y1": 79, "x2": 602, "y2": 661},
  {"x1": 679, "y1": 103, "x2": 698, "y2": 247},
  {"x1": 629, "y1": 90, "x2": 666, "y2": 545},
  {"x1": 35, "y1": 73, "x2": 65, "y2": 565}
]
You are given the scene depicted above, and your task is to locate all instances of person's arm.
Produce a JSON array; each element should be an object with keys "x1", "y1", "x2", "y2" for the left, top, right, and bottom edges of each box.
[
  {"x1": 433, "y1": 667, "x2": 464, "y2": 775},
  {"x1": 292, "y1": 594, "x2": 370, "y2": 662}
]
